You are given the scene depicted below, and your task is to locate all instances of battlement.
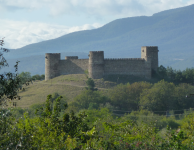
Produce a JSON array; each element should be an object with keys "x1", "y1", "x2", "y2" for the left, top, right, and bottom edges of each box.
[
  {"x1": 65, "y1": 56, "x2": 78, "y2": 60},
  {"x1": 105, "y1": 58, "x2": 144, "y2": 60},
  {"x1": 46, "y1": 53, "x2": 60, "y2": 54},
  {"x1": 90, "y1": 51, "x2": 104, "y2": 53},
  {"x1": 142, "y1": 46, "x2": 158, "y2": 47}
]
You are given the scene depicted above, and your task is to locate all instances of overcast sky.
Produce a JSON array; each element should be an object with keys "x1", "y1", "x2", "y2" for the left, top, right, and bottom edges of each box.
[{"x1": 0, "y1": 0, "x2": 194, "y2": 49}]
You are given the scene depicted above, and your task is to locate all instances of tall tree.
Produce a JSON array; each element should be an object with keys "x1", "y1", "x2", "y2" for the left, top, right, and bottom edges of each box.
[{"x1": 0, "y1": 38, "x2": 21, "y2": 107}]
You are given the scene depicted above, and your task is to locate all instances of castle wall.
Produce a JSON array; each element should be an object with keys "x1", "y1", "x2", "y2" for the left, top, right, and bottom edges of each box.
[
  {"x1": 104, "y1": 58, "x2": 151, "y2": 78},
  {"x1": 59, "y1": 59, "x2": 88, "y2": 75},
  {"x1": 45, "y1": 46, "x2": 158, "y2": 80}
]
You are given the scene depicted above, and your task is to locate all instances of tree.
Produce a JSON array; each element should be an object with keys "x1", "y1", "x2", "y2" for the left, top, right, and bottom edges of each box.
[
  {"x1": 18, "y1": 72, "x2": 31, "y2": 84},
  {"x1": 85, "y1": 78, "x2": 97, "y2": 91},
  {"x1": 0, "y1": 39, "x2": 21, "y2": 107},
  {"x1": 166, "y1": 66, "x2": 176, "y2": 80},
  {"x1": 0, "y1": 95, "x2": 96, "y2": 149},
  {"x1": 157, "y1": 65, "x2": 167, "y2": 79},
  {"x1": 71, "y1": 90, "x2": 110, "y2": 110},
  {"x1": 182, "y1": 68, "x2": 194, "y2": 84},
  {"x1": 31, "y1": 74, "x2": 45, "y2": 81},
  {"x1": 140, "y1": 80, "x2": 176, "y2": 112},
  {"x1": 109, "y1": 82, "x2": 152, "y2": 111},
  {"x1": 0, "y1": 38, "x2": 22, "y2": 149}
]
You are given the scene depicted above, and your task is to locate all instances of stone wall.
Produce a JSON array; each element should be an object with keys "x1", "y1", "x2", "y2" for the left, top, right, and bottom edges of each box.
[
  {"x1": 104, "y1": 58, "x2": 151, "y2": 78},
  {"x1": 59, "y1": 59, "x2": 88, "y2": 75}
]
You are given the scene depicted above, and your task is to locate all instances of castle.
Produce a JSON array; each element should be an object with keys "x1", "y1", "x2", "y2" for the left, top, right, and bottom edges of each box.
[{"x1": 45, "y1": 46, "x2": 159, "y2": 80}]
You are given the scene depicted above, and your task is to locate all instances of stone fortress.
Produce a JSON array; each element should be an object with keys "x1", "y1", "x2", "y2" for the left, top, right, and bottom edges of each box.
[{"x1": 45, "y1": 46, "x2": 159, "y2": 81}]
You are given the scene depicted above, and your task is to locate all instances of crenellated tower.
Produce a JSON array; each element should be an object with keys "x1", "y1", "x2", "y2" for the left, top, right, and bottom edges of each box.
[
  {"x1": 88, "y1": 51, "x2": 104, "y2": 79},
  {"x1": 141, "y1": 46, "x2": 159, "y2": 72},
  {"x1": 45, "y1": 53, "x2": 60, "y2": 80}
]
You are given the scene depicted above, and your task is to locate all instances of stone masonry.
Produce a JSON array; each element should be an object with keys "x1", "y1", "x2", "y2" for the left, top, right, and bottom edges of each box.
[{"x1": 45, "y1": 46, "x2": 159, "y2": 80}]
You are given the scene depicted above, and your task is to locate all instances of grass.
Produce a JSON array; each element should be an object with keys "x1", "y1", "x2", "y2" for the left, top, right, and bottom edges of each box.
[
  {"x1": 16, "y1": 75, "x2": 88, "y2": 108},
  {"x1": 13, "y1": 74, "x2": 156, "y2": 108}
]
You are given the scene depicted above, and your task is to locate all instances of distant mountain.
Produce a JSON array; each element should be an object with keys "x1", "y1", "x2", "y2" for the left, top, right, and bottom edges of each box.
[{"x1": 3, "y1": 4, "x2": 194, "y2": 74}]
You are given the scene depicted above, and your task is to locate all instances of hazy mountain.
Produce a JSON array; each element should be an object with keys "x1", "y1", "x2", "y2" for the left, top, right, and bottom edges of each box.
[{"x1": 3, "y1": 4, "x2": 194, "y2": 74}]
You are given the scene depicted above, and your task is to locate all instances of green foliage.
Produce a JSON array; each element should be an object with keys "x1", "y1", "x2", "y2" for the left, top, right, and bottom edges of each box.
[
  {"x1": 140, "y1": 80, "x2": 176, "y2": 111},
  {"x1": 18, "y1": 72, "x2": 32, "y2": 84},
  {"x1": 109, "y1": 82, "x2": 152, "y2": 111},
  {"x1": 84, "y1": 70, "x2": 89, "y2": 78},
  {"x1": 31, "y1": 74, "x2": 45, "y2": 81},
  {"x1": 0, "y1": 94, "x2": 96, "y2": 149},
  {"x1": 156, "y1": 65, "x2": 194, "y2": 85},
  {"x1": 0, "y1": 39, "x2": 21, "y2": 106},
  {"x1": 160, "y1": 117, "x2": 180, "y2": 129},
  {"x1": 157, "y1": 65, "x2": 167, "y2": 78},
  {"x1": 140, "y1": 80, "x2": 194, "y2": 112},
  {"x1": 70, "y1": 90, "x2": 110, "y2": 111},
  {"x1": 180, "y1": 113, "x2": 194, "y2": 145},
  {"x1": 85, "y1": 78, "x2": 97, "y2": 91},
  {"x1": 18, "y1": 72, "x2": 45, "y2": 84},
  {"x1": 2, "y1": 95, "x2": 194, "y2": 149},
  {"x1": 51, "y1": 92, "x2": 60, "y2": 103}
]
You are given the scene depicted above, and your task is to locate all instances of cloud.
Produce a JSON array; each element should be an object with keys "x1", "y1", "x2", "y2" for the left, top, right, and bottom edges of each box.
[
  {"x1": 1, "y1": 0, "x2": 194, "y2": 17},
  {"x1": 173, "y1": 58, "x2": 184, "y2": 61},
  {"x1": 1, "y1": 0, "x2": 194, "y2": 49},
  {"x1": 0, "y1": 19, "x2": 102, "y2": 49}
]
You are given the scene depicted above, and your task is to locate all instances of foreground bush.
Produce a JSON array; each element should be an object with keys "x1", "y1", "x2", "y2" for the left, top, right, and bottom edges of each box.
[{"x1": 1, "y1": 95, "x2": 194, "y2": 149}]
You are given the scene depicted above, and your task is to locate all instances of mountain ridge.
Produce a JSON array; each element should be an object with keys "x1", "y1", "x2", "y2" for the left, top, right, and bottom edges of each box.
[{"x1": 3, "y1": 4, "x2": 194, "y2": 74}]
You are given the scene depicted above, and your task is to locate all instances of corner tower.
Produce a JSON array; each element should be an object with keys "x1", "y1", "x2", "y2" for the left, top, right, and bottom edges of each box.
[
  {"x1": 88, "y1": 51, "x2": 104, "y2": 79},
  {"x1": 45, "y1": 53, "x2": 60, "y2": 80},
  {"x1": 141, "y1": 46, "x2": 159, "y2": 72}
]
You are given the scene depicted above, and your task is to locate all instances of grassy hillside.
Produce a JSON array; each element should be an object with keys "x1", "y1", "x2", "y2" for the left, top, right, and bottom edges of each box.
[
  {"x1": 15, "y1": 74, "x2": 113, "y2": 108},
  {"x1": 13, "y1": 74, "x2": 160, "y2": 108}
]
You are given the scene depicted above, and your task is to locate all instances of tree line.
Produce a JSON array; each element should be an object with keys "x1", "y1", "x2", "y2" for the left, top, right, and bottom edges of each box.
[
  {"x1": 69, "y1": 79, "x2": 194, "y2": 114},
  {"x1": 155, "y1": 65, "x2": 194, "y2": 85},
  {"x1": 18, "y1": 72, "x2": 45, "y2": 84}
]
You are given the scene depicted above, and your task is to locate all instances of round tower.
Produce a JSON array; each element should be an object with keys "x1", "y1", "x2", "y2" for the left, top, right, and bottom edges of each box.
[
  {"x1": 45, "y1": 53, "x2": 60, "y2": 80},
  {"x1": 88, "y1": 51, "x2": 104, "y2": 79}
]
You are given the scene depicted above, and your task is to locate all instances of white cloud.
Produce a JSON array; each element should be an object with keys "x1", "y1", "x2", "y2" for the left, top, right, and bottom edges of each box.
[
  {"x1": 1, "y1": 0, "x2": 194, "y2": 17},
  {"x1": 1, "y1": 0, "x2": 194, "y2": 49},
  {"x1": 0, "y1": 19, "x2": 102, "y2": 49}
]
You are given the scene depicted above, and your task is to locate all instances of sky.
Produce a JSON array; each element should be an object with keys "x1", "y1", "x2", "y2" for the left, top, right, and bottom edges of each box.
[{"x1": 0, "y1": 0, "x2": 194, "y2": 49}]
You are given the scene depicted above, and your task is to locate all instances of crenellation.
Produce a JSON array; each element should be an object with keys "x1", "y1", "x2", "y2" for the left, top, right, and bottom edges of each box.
[
  {"x1": 45, "y1": 46, "x2": 159, "y2": 80},
  {"x1": 104, "y1": 58, "x2": 144, "y2": 60},
  {"x1": 65, "y1": 56, "x2": 78, "y2": 60}
]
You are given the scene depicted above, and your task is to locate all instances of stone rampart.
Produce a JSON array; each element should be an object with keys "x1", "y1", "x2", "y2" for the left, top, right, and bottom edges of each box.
[
  {"x1": 104, "y1": 58, "x2": 144, "y2": 60},
  {"x1": 45, "y1": 46, "x2": 158, "y2": 80},
  {"x1": 104, "y1": 59, "x2": 150, "y2": 78},
  {"x1": 60, "y1": 59, "x2": 88, "y2": 75}
]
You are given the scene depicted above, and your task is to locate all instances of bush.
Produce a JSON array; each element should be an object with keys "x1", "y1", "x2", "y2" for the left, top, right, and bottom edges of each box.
[{"x1": 70, "y1": 90, "x2": 110, "y2": 111}]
